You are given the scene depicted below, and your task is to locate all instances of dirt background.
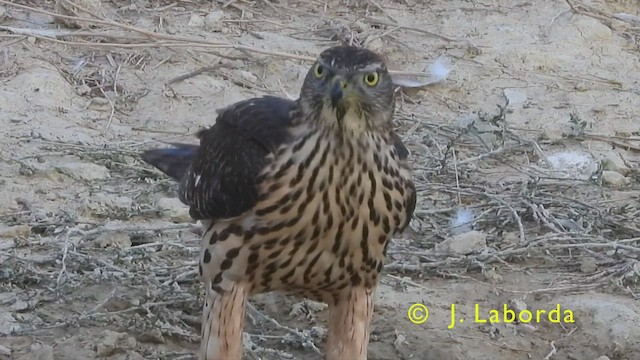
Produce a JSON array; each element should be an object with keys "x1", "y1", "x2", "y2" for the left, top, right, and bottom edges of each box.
[{"x1": 1, "y1": 0, "x2": 640, "y2": 359}]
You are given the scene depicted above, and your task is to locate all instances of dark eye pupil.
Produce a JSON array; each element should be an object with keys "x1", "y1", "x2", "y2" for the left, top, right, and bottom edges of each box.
[
  {"x1": 367, "y1": 74, "x2": 375, "y2": 82},
  {"x1": 317, "y1": 66, "x2": 323, "y2": 74}
]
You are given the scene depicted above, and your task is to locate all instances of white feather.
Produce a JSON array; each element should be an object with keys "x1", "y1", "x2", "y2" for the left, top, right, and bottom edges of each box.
[
  {"x1": 449, "y1": 207, "x2": 475, "y2": 235},
  {"x1": 428, "y1": 56, "x2": 451, "y2": 83}
]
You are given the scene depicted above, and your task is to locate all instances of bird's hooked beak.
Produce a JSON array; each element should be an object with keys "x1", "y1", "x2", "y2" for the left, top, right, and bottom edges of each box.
[{"x1": 330, "y1": 76, "x2": 349, "y2": 109}]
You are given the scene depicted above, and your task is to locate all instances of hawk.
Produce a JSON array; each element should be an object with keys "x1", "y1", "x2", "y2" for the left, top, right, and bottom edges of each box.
[{"x1": 141, "y1": 45, "x2": 416, "y2": 360}]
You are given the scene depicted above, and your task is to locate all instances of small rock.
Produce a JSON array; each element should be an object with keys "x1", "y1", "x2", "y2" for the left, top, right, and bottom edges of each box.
[
  {"x1": 509, "y1": 298, "x2": 528, "y2": 313},
  {"x1": 352, "y1": 20, "x2": 368, "y2": 32},
  {"x1": 234, "y1": 70, "x2": 258, "y2": 83},
  {"x1": 0, "y1": 344, "x2": 11, "y2": 356},
  {"x1": 0, "y1": 6, "x2": 7, "y2": 23},
  {"x1": 482, "y1": 266, "x2": 503, "y2": 283},
  {"x1": 574, "y1": 82, "x2": 588, "y2": 92},
  {"x1": 600, "y1": 152, "x2": 629, "y2": 176},
  {"x1": 204, "y1": 11, "x2": 224, "y2": 32},
  {"x1": 537, "y1": 129, "x2": 563, "y2": 141},
  {"x1": 503, "y1": 88, "x2": 528, "y2": 107},
  {"x1": 580, "y1": 257, "x2": 598, "y2": 273},
  {"x1": 56, "y1": 162, "x2": 110, "y2": 181},
  {"x1": 54, "y1": 0, "x2": 100, "y2": 28},
  {"x1": 138, "y1": 328, "x2": 165, "y2": 344},
  {"x1": 501, "y1": 232, "x2": 519, "y2": 246},
  {"x1": 156, "y1": 197, "x2": 191, "y2": 223},
  {"x1": 28, "y1": 343, "x2": 53, "y2": 360},
  {"x1": 574, "y1": 17, "x2": 612, "y2": 41},
  {"x1": 188, "y1": 14, "x2": 205, "y2": 27},
  {"x1": 18, "y1": 164, "x2": 34, "y2": 176},
  {"x1": 114, "y1": 196, "x2": 133, "y2": 209},
  {"x1": 546, "y1": 150, "x2": 598, "y2": 180},
  {"x1": 310, "y1": 325, "x2": 327, "y2": 339},
  {"x1": 40, "y1": 168, "x2": 66, "y2": 182},
  {"x1": 75, "y1": 84, "x2": 92, "y2": 96},
  {"x1": 9, "y1": 299, "x2": 30, "y2": 312},
  {"x1": 436, "y1": 230, "x2": 487, "y2": 255},
  {"x1": 0, "y1": 224, "x2": 31, "y2": 239},
  {"x1": 602, "y1": 170, "x2": 629, "y2": 187},
  {"x1": 393, "y1": 331, "x2": 406, "y2": 349},
  {"x1": 0, "y1": 312, "x2": 21, "y2": 335},
  {"x1": 596, "y1": 356, "x2": 611, "y2": 360},
  {"x1": 366, "y1": 37, "x2": 385, "y2": 53},
  {"x1": 125, "y1": 352, "x2": 145, "y2": 360},
  {"x1": 95, "y1": 330, "x2": 136, "y2": 356},
  {"x1": 95, "y1": 232, "x2": 131, "y2": 249},
  {"x1": 558, "y1": 295, "x2": 640, "y2": 351}
]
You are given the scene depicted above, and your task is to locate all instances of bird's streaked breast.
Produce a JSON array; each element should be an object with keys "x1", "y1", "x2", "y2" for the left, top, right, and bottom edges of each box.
[{"x1": 200, "y1": 121, "x2": 414, "y2": 303}]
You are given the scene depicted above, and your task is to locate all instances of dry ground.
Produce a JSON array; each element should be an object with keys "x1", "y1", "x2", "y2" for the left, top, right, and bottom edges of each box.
[{"x1": 1, "y1": 0, "x2": 640, "y2": 359}]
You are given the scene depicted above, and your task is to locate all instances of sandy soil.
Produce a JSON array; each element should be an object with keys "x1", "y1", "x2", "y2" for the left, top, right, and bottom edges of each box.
[{"x1": 1, "y1": 0, "x2": 640, "y2": 359}]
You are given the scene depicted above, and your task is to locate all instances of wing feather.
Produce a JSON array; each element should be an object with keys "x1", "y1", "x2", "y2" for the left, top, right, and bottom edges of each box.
[
  {"x1": 142, "y1": 95, "x2": 298, "y2": 220},
  {"x1": 391, "y1": 131, "x2": 416, "y2": 232}
]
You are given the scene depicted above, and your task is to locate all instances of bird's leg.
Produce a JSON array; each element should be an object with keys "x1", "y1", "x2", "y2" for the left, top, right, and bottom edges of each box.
[
  {"x1": 325, "y1": 287, "x2": 374, "y2": 360},
  {"x1": 199, "y1": 281, "x2": 248, "y2": 360}
]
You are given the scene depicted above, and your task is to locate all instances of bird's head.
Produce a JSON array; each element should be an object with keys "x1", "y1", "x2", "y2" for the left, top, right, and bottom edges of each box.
[{"x1": 299, "y1": 45, "x2": 395, "y2": 134}]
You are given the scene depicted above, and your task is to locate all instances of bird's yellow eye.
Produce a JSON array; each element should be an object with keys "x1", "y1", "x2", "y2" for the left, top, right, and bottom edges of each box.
[
  {"x1": 364, "y1": 72, "x2": 379, "y2": 86},
  {"x1": 313, "y1": 64, "x2": 324, "y2": 78}
]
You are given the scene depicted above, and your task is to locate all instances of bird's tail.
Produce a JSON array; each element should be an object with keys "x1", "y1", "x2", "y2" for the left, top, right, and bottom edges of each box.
[{"x1": 141, "y1": 143, "x2": 199, "y2": 181}]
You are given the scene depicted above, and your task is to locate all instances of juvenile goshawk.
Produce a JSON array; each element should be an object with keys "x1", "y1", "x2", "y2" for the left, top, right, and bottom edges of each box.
[{"x1": 141, "y1": 45, "x2": 416, "y2": 360}]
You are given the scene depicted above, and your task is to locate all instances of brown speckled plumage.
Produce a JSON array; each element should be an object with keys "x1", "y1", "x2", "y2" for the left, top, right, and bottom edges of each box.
[{"x1": 141, "y1": 45, "x2": 416, "y2": 360}]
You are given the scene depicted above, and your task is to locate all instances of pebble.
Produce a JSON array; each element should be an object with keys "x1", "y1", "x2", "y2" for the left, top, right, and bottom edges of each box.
[
  {"x1": 56, "y1": 162, "x2": 110, "y2": 181},
  {"x1": 509, "y1": 298, "x2": 528, "y2": 313},
  {"x1": 0, "y1": 6, "x2": 7, "y2": 23},
  {"x1": 114, "y1": 196, "x2": 133, "y2": 209},
  {"x1": 233, "y1": 70, "x2": 257, "y2": 83},
  {"x1": 0, "y1": 312, "x2": 20, "y2": 335},
  {"x1": 580, "y1": 257, "x2": 598, "y2": 274},
  {"x1": 435, "y1": 230, "x2": 487, "y2": 255},
  {"x1": 366, "y1": 37, "x2": 385, "y2": 53},
  {"x1": 205, "y1": 11, "x2": 224, "y2": 32},
  {"x1": 138, "y1": 328, "x2": 165, "y2": 344},
  {"x1": 54, "y1": 0, "x2": 100, "y2": 28},
  {"x1": 602, "y1": 170, "x2": 629, "y2": 187},
  {"x1": 574, "y1": 82, "x2": 588, "y2": 92},
  {"x1": 600, "y1": 152, "x2": 629, "y2": 176},
  {"x1": 28, "y1": 343, "x2": 53, "y2": 360},
  {"x1": 188, "y1": 14, "x2": 205, "y2": 27},
  {"x1": 95, "y1": 232, "x2": 131, "y2": 249},
  {"x1": 482, "y1": 266, "x2": 503, "y2": 283},
  {"x1": 0, "y1": 345, "x2": 10, "y2": 356},
  {"x1": 95, "y1": 330, "x2": 137, "y2": 356},
  {"x1": 558, "y1": 295, "x2": 640, "y2": 352},
  {"x1": 156, "y1": 197, "x2": 191, "y2": 223},
  {"x1": 574, "y1": 17, "x2": 612, "y2": 41},
  {"x1": 0, "y1": 224, "x2": 31, "y2": 239},
  {"x1": 503, "y1": 88, "x2": 528, "y2": 107}
]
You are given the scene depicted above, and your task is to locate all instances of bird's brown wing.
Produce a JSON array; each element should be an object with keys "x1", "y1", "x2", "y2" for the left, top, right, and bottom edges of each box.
[
  {"x1": 391, "y1": 131, "x2": 416, "y2": 233},
  {"x1": 142, "y1": 95, "x2": 298, "y2": 220}
]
